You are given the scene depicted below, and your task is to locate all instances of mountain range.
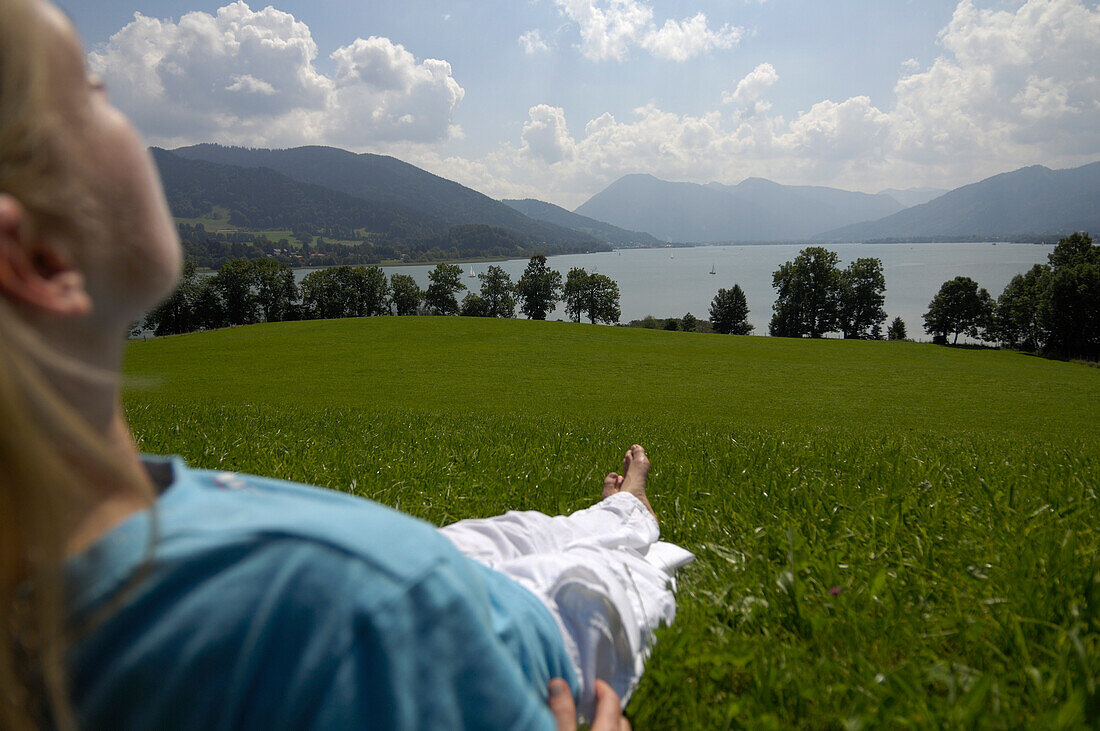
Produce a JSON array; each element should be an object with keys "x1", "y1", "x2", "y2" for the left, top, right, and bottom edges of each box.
[
  {"x1": 876, "y1": 187, "x2": 946, "y2": 208},
  {"x1": 501, "y1": 198, "x2": 662, "y2": 245},
  {"x1": 819, "y1": 162, "x2": 1100, "y2": 240},
  {"x1": 156, "y1": 141, "x2": 1099, "y2": 249},
  {"x1": 164, "y1": 144, "x2": 605, "y2": 252},
  {"x1": 572, "y1": 174, "x2": 905, "y2": 243}
]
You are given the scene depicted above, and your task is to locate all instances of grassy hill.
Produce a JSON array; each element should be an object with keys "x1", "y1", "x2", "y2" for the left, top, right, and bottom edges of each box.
[{"x1": 123, "y1": 318, "x2": 1099, "y2": 727}]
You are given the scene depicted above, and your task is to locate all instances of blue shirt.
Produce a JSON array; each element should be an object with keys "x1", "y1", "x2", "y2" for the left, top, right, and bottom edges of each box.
[{"x1": 65, "y1": 456, "x2": 577, "y2": 729}]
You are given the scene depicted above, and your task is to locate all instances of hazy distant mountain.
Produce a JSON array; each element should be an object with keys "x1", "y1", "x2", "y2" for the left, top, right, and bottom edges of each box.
[
  {"x1": 573, "y1": 174, "x2": 904, "y2": 242},
  {"x1": 502, "y1": 198, "x2": 663, "y2": 245},
  {"x1": 821, "y1": 162, "x2": 1100, "y2": 240},
  {"x1": 878, "y1": 187, "x2": 947, "y2": 208},
  {"x1": 170, "y1": 144, "x2": 605, "y2": 252}
]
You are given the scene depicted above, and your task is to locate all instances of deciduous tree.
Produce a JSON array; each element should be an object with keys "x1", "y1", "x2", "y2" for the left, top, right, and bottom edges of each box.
[
  {"x1": 143, "y1": 259, "x2": 201, "y2": 336},
  {"x1": 989, "y1": 233, "x2": 1098, "y2": 358},
  {"x1": 563, "y1": 269, "x2": 621, "y2": 324},
  {"x1": 301, "y1": 266, "x2": 358, "y2": 319},
  {"x1": 460, "y1": 292, "x2": 490, "y2": 317},
  {"x1": 477, "y1": 265, "x2": 516, "y2": 318},
  {"x1": 357, "y1": 265, "x2": 390, "y2": 317},
  {"x1": 994, "y1": 264, "x2": 1048, "y2": 350},
  {"x1": 586, "y1": 274, "x2": 621, "y2": 325},
  {"x1": 769, "y1": 247, "x2": 843, "y2": 338},
  {"x1": 210, "y1": 258, "x2": 259, "y2": 326},
  {"x1": 838, "y1": 257, "x2": 886, "y2": 339},
  {"x1": 251, "y1": 258, "x2": 298, "y2": 323},
  {"x1": 563, "y1": 268, "x2": 589, "y2": 323},
  {"x1": 389, "y1": 273, "x2": 421, "y2": 316},
  {"x1": 1042, "y1": 232, "x2": 1099, "y2": 358},
  {"x1": 923, "y1": 276, "x2": 994, "y2": 344},
  {"x1": 516, "y1": 255, "x2": 562, "y2": 320},
  {"x1": 193, "y1": 279, "x2": 227, "y2": 330},
  {"x1": 424, "y1": 263, "x2": 466, "y2": 315}
]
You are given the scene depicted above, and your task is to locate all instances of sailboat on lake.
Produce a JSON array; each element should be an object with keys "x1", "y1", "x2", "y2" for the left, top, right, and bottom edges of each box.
[
  {"x1": 709, "y1": 263, "x2": 716, "y2": 275},
  {"x1": 468, "y1": 266, "x2": 476, "y2": 278}
]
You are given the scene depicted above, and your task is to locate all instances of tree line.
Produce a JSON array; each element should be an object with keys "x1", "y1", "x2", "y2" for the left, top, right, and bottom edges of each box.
[
  {"x1": 176, "y1": 222, "x2": 607, "y2": 272},
  {"x1": 146, "y1": 234, "x2": 1097, "y2": 360},
  {"x1": 701, "y1": 233, "x2": 1097, "y2": 360},
  {"x1": 705, "y1": 247, "x2": 897, "y2": 340},
  {"x1": 922, "y1": 232, "x2": 1097, "y2": 358},
  {"x1": 142, "y1": 255, "x2": 623, "y2": 336}
]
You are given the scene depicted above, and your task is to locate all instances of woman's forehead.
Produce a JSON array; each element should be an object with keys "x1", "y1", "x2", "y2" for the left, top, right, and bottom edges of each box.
[
  {"x1": 39, "y1": 1, "x2": 85, "y2": 63},
  {"x1": 36, "y1": 2, "x2": 88, "y2": 92}
]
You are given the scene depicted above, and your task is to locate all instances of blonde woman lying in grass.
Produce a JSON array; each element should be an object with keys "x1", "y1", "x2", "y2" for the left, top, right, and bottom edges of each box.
[{"x1": 0, "y1": 1, "x2": 691, "y2": 728}]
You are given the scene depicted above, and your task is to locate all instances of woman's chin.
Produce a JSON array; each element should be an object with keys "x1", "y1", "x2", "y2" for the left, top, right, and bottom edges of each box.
[{"x1": 125, "y1": 235, "x2": 185, "y2": 316}]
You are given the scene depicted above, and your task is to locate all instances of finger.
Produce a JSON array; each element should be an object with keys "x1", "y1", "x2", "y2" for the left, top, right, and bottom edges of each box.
[
  {"x1": 591, "y1": 680, "x2": 624, "y2": 731},
  {"x1": 547, "y1": 679, "x2": 576, "y2": 731}
]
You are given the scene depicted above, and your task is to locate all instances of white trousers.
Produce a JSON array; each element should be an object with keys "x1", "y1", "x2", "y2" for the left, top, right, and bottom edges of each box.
[{"x1": 439, "y1": 492, "x2": 694, "y2": 720}]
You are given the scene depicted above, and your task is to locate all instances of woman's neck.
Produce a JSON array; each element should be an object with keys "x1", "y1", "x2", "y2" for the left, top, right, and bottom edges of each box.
[
  {"x1": 65, "y1": 408, "x2": 154, "y2": 556},
  {"x1": 33, "y1": 322, "x2": 158, "y2": 556}
]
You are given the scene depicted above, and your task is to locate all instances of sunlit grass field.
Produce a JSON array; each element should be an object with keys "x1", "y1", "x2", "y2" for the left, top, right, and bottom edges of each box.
[{"x1": 123, "y1": 317, "x2": 1099, "y2": 728}]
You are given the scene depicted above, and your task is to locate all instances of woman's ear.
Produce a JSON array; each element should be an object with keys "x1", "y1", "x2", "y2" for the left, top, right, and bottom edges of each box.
[{"x1": 0, "y1": 194, "x2": 92, "y2": 317}]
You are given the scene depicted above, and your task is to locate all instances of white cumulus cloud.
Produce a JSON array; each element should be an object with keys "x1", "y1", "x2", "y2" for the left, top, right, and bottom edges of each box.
[
  {"x1": 779, "y1": 96, "x2": 892, "y2": 160},
  {"x1": 722, "y1": 62, "x2": 779, "y2": 110},
  {"x1": 521, "y1": 105, "x2": 576, "y2": 163},
  {"x1": 891, "y1": 0, "x2": 1100, "y2": 160},
  {"x1": 326, "y1": 36, "x2": 464, "y2": 145},
  {"x1": 642, "y1": 13, "x2": 741, "y2": 62},
  {"x1": 88, "y1": 1, "x2": 464, "y2": 148},
  {"x1": 518, "y1": 29, "x2": 550, "y2": 54},
  {"x1": 552, "y1": 0, "x2": 741, "y2": 61}
]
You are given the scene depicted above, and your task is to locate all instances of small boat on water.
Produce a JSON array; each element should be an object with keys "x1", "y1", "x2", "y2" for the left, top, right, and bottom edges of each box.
[
  {"x1": 468, "y1": 266, "x2": 476, "y2": 277},
  {"x1": 709, "y1": 263, "x2": 716, "y2": 275}
]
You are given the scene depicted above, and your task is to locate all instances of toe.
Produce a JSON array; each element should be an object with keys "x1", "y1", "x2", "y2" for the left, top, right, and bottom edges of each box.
[{"x1": 602, "y1": 473, "x2": 620, "y2": 498}]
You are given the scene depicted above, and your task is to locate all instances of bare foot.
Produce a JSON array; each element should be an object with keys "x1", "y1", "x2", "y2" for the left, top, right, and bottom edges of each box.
[{"x1": 616, "y1": 444, "x2": 656, "y2": 520}]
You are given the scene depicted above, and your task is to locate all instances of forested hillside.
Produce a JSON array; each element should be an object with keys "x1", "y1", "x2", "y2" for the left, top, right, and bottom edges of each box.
[
  {"x1": 170, "y1": 144, "x2": 605, "y2": 251},
  {"x1": 154, "y1": 149, "x2": 446, "y2": 240},
  {"x1": 154, "y1": 148, "x2": 609, "y2": 266}
]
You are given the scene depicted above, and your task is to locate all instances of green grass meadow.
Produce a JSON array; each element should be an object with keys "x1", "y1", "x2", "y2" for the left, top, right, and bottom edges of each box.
[{"x1": 123, "y1": 318, "x2": 1099, "y2": 728}]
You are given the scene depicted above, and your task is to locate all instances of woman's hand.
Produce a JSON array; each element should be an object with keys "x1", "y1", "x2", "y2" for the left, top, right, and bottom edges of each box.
[{"x1": 547, "y1": 679, "x2": 631, "y2": 731}]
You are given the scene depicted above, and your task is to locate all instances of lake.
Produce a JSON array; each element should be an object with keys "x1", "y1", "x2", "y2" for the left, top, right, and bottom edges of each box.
[{"x1": 295, "y1": 242, "x2": 1053, "y2": 339}]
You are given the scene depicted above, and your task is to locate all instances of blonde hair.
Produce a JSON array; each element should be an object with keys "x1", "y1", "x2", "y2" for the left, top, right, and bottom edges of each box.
[{"x1": 0, "y1": 1, "x2": 151, "y2": 728}]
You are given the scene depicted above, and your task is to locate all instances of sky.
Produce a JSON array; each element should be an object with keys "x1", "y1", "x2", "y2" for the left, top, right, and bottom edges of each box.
[{"x1": 64, "y1": 0, "x2": 1100, "y2": 209}]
